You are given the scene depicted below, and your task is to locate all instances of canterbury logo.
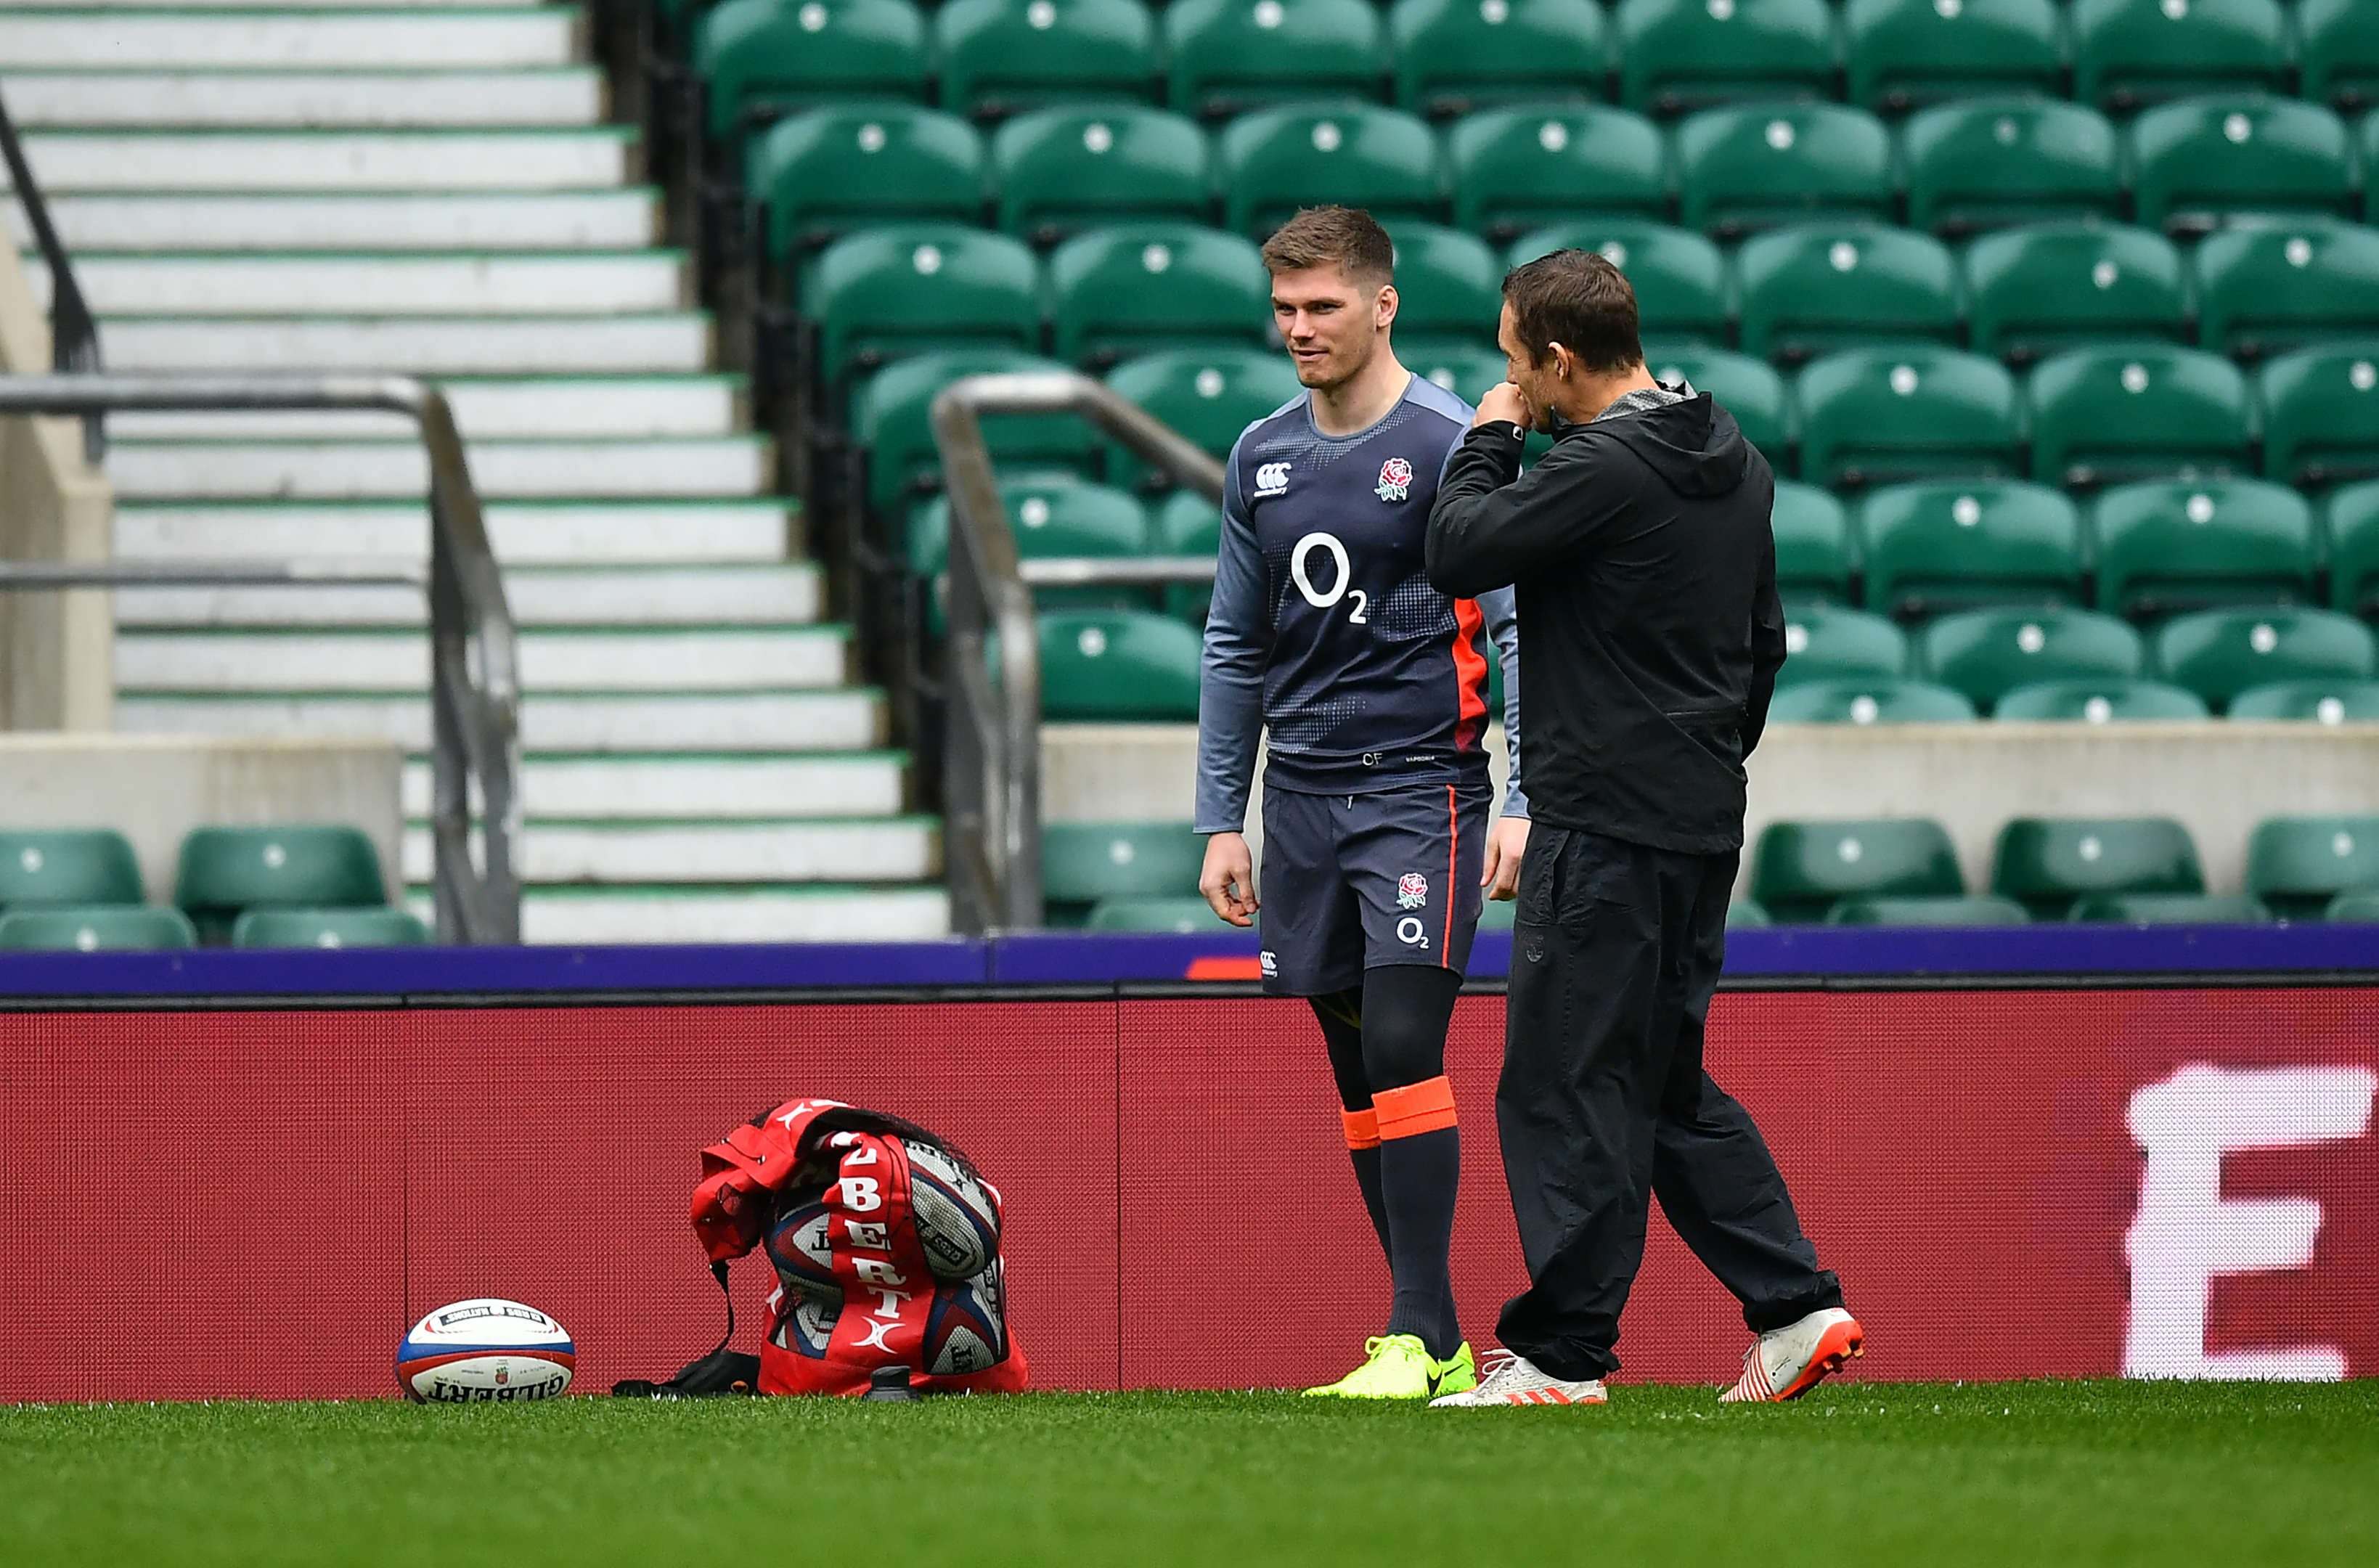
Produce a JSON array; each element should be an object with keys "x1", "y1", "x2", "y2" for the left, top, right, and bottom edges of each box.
[{"x1": 1253, "y1": 462, "x2": 1291, "y2": 497}]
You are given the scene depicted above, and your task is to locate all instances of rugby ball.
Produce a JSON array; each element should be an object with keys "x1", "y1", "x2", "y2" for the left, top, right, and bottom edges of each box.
[
  {"x1": 903, "y1": 1140, "x2": 1000, "y2": 1281},
  {"x1": 923, "y1": 1267, "x2": 1008, "y2": 1377},
  {"x1": 396, "y1": 1299, "x2": 575, "y2": 1404},
  {"x1": 765, "y1": 1199, "x2": 844, "y2": 1304},
  {"x1": 770, "y1": 1286, "x2": 841, "y2": 1360}
]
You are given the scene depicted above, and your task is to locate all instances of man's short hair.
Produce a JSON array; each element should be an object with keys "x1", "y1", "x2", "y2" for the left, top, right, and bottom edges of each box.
[
  {"x1": 1260, "y1": 206, "x2": 1395, "y2": 286},
  {"x1": 1501, "y1": 249, "x2": 1644, "y2": 374}
]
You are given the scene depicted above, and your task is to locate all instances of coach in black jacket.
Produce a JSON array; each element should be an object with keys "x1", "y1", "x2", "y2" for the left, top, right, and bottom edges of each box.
[{"x1": 1421, "y1": 250, "x2": 1858, "y2": 1407}]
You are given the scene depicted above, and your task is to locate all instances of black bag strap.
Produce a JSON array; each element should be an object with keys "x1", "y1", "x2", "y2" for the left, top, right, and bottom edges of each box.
[{"x1": 611, "y1": 1260, "x2": 761, "y2": 1398}]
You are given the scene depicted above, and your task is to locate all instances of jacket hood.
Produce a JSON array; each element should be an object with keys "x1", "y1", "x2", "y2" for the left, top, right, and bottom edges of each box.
[{"x1": 1580, "y1": 392, "x2": 1749, "y2": 499}]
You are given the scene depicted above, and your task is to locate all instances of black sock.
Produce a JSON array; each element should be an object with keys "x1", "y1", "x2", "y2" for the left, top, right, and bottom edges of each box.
[
  {"x1": 1363, "y1": 965, "x2": 1466, "y2": 1363},
  {"x1": 1310, "y1": 990, "x2": 1390, "y2": 1263}
]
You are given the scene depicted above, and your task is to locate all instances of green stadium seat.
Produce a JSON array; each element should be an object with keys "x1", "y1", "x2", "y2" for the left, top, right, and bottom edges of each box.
[
  {"x1": 0, "y1": 905, "x2": 197, "y2": 952},
  {"x1": 1960, "y1": 223, "x2": 2188, "y2": 367},
  {"x1": 911, "y1": 480, "x2": 1152, "y2": 624},
  {"x1": 1750, "y1": 817, "x2": 1964, "y2": 921},
  {"x1": 2069, "y1": 893, "x2": 2269, "y2": 923},
  {"x1": 2245, "y1": 814, "x2": 2379, "y2": 919},
  {"x1": 934, "y1": 0, "x2": 1158, "y2": 120},
  {"x1": 2226, "y1": 679, "x2": 2379, "y2": 722},
  {"x1": 1674, "y1": 105, "x2": 1896, "y2": 240},
  {"x1": 1218, "y1": 105, "x2": 1443, "y2": 237},
  {"x1": 1899, "y1": 99, "x2": 2126, "y2": 238},
  {"x1": 1039, "y1": 609, "x2": 1204, "y2": 719},
  {"x1": 1991, "y1": 816, "x2": 2204, "y2": 918},
  {"x1": 2300, "y1": 0, "x2": 2379, "y2": 116},
  {"x1": 1150, "y1": 488, "x2": 1223, "y2": 621},
  {"x1": 1514, "y1": 222, "x2": 1731, "y2": 346},
  {"x1": 1044, "y1": 822, "x2": 1205, "y2": 918},
  {"x1": 810, "y1": 226, "x2": 1042, "y2": 388},
  {"x1": 1103, "y1": 347, "x2": 1303, "y2": 489},
  {"x1": 1796, "y1": 348, "x2": 2024, "y2": 489},
  {"x1": 232, "y1": 907, "x2": 432, "y2": 948},
  {"x1": 1085, "y1": 895, "x2": 1240, "y2": 931},
  {"x1": 2070, "y1": 0, "x2": 2287, "y2": 114},
  {"x1": 1639, "y1": 343, "x2": 1793, "y2": 460},
  {"x1": 695, "y1": 0, "x2": 929, "y2": 146},
  {"x1": 2151, "y1": 608, "x2": 2379, "y2": 709},
  {"x1": 1734, "y1": 225, "x2": 1959, "y2": 367},
  {"x1": 2192, "y1": 222, "x2": 2379, "y2": 362},
  {"x1": 1614, "y1": 0, "x2": 1837, "y2": 119},
  {"x1": 1766, "y1": 679, "x2": 1978, "y2": 723},
  {"x1": 1390, "y1": 0, "x2": 1608, "y2": 119},
  {"x1": 1769, "y1": 481, "x2": 1853, "y2": 606},
  {"x1": 1776, "y1": 605, "x2": 1909, "y2": 686},
  {"x1": 1048, "y1": 224, "x2": 1270, "y2": 368},
  {"x1": 1379, "y1": 222, "x2": 1503, "y2": 358},
  {"x1": 1445, "y1": 106, "x2": 1669, "y2": 242},
  {"x1": 1916, "y1": 609, "x2": 2145, "y2": 711},
  {"x1": 2260, "y1": 346, "x2": 2379, "y2": 491},
  {"x1": 987, "y1": 106, "x2": 1212, "y2": 245},
  {"x1": 1165, "y1": 0, "x2": 1385, "y2": 122},
  {"x1": 2325, "y1": 481, "x2": 2379, "y2": 615},
  {"x1": 1727, "y1": 898, "x2": 1772, "y2": 928},
  {"x1": 1475, "y1": 896, "x2": 1517, "y2": 931},
  {"x1": 2127, "y1": 97, "x2": 2358, "y2": 236},
  {"x1": 1858, "y1": 481, "x2": 2084, "y2": 616},
  {"x1": 2025, "y1": 346, "x2": 2254, "y2": 491},
  {"x1": 176, "y1": 825, "x2": 387, "y2": 943},
  {"x1": 748, "y1": 107, "x2": 983, "y2": 261},
  {"x1": 855, "y1": 350, "x2": 1098, "y2": 516},
  {"x1": 1411, "y1": 347, "x2": 1509, "y2": 405},
  {"x1": 1826, "y1": 895, "x2": 2031, "y2": 926},
  {"x1": 2329, "y1": 890, "x2": 2379, "y2": 921},
  {"x1": 2092, "y1": 479, "x2": 2317, "y2": 618},
  {"x1": 1842, "y1": 0, "x2": 2062, "y2": 116},
  {"x1": 0, "y1": 829, "x2": 144, "y2": 909},
  {"x1": 1992, "y1": 678, "x2": 2210, "y2": 722}
]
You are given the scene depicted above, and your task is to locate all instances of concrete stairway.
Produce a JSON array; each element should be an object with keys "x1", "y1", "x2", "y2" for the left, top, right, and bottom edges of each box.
[{"x1": 2, "y1": 0, "x2": 947, "y2": 942}]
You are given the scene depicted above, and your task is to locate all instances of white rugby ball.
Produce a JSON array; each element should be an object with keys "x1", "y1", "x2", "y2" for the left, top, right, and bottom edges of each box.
[
  {"x1": 396, "y1": 1298, "x2": 575, "y2": 1404},
  {"x1": 903, "y1": 1139, "x2": 1001, "y2": 1281}
]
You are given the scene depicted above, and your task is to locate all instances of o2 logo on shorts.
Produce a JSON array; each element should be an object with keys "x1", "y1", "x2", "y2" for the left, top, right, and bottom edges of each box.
[
  {"x1": 1254, "y1": 462, "x2": 1291, "y2": 497},
  {"x1": 1397, "y1": 873, "x2": 1429, "y2": 910},
  {"x1": 1396, "y1": 917, "x2": 1432, "y2": 950},
  {"x1": 1376, "y1": 457, "x2": 1413, "y2": 502}
]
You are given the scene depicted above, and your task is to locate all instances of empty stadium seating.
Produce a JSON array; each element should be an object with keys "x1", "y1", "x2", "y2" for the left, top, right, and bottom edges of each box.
[
  {"x1": 1898, "y1": 99, "x2": 2126, "y2": 236},
  {"x1": 2326, "y1": 482, "x2": 2379, "y2": 615},
  {"x1": 1961, "y1": 224, "x2": 2188, "y2": 366},
  {"x1": 2091, "y1": 480, "x2": 2319, "y2": 618},
  {"x1": 0, "y1": 830, "x2": 144, "y2": 910},
  {"x1": 1827, "y1": 894, "x2": 2031, "y2": 926},
  {"x1": 1218, "y1": 104, "x2": 1443, "y2": 237},
  {"x1": 2194, "y1": 222, "x2": 2379, "y2": 361},
  {"x1": 810, "y1": 226, "x2": 1042, "y2": 389},
  {"x1": 1991, "y1": 816, "x2": 2205, "y2": 918},
  {"x1": 2070, "y1": 0, "x2": 2288, "y2": 115},
  {"x1": 749, "y1": 107, "x2": 984, "y2": 260},
  {"x1": 1916, "y1": 610, "x2": 2145, "y2": 712},
  {"x1": 2070, "y1": 892, "x2": 2270, "y2": 923},
  {"x1": 1105, "y1": 347, "x2": 1303, "y2": 488},
  {"x1": 1993, "y1": 679, "x2": 2211, "y2": 722},
  {"x1": 2300, "y1": 0, "x2": 2379, "y2": 115},
  {"x1": 1167, "y1": 0, "x2": 1384, "y2": 121},
  {"x1": 1615, "y1": 0, "x2": 1836, "y2": 118},
  {"x1": 175, "y1": 825, "x2": 389, "y2": 942},
  {"x1": 1446, "y1": 105, "x2": 1669, "y2": 240},
  {"x1": 232, "y1": 907, "x2": 433, "y2": 949},
  {"x1": 1778, "y1": 606, "x2": 1907, "y2": 685},
  {"x1": 1843, "y1": 0, "x2": 2063, "y2": 115},
  {"x1": 1750, "y1": 817, "x2": 1964, "y2": 922},
  {"x1": 988, "y1": 106, "x2": 1212, "y2": 242},
  {"x1": 1766, "y1": 679, "x2": 1978, "y2": 723},
  {"x1": 1390, "y1": 0, "x2": 1608, "y2": 119},
  {"x1": 1039, "y1": 610, "x2": 1203, "y2": 719},
  {"x1": 1086, "y1": 895, "x2": 1239, "y2": 931},
  {"x1": 1673, "y1": 104, "x2": 1896, "y2": 238},
  {"x1": 1044, "y1": 820, "x2": 1204, "y2": 922},
  {"x1": 934, "y1": 0, "x2": 1160, "y2": 119},
  {"x1": 2261, "y1": 347, "x2": 2379, "y2": 489},
  {"x1": 1519, "y1": 221, "x2": 1731, "y2": 345},
  {"x1": 1379, "y1": 221, "x2": 1502, "y2": 356},
  {"x1": 2151, "y1": 608, "x2": 2379, "y2": 709},
  {"x1": 1734, "y1": 225, "x2": 1958, "y2": 365},
  {"x1": 1795, "y1": 349, "x2": 2023, "y2": 489},
  {"x1": 2127, "y1": 96, "x2": 2358, "y2": 234},
  {"x1": 855, "y1": 349, "x2": 1099, "y2": 515},
  {"x1": 695, "y1": 0, "x2": 931, "y2": 147},
  {"x1": 2245, "y1": 814, "x2": 2379, "y2": 918},
  {"x1": 1770, "y1": 482, "x2": 1854, "y2": 606},
  {"x1": 910, "y1": 479, "x2": 1152, "y2": 622},
  {"x1": 2227, "y1": 679, "x2": 2379, "y2": 721},
  {"x1": 1047, "y1": 224, "x2": 1271, "y2": 366},
  {"x1": 2025, "y1": 346, "x2": 2255, "y2": 490},
  {"x1": 1641, "y1": 343, "x2": 1794, "y2": 455},
  {"x1": 1858, "y1": 481, "x2": 2084, "y2": 616},
  {"x1": 0, "y1": 907, "x2": 197, "y2": 952}
]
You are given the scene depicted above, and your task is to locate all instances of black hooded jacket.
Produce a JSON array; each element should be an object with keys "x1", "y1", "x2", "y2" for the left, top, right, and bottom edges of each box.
[{"x1": 1425, "y1": 393, "x2": 1786, "y2": 855}]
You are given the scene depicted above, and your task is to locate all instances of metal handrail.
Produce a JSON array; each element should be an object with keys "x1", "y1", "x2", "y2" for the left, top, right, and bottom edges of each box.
[
  {"x1": 930, "y1": 371, "x2": 1225, "y2": 934},
  {"x1": 0, "y1": 86, "x2": 103, "y2": 462},
  {"x1": 0, "y1": 373, "x2": 521, "y2": 944}
]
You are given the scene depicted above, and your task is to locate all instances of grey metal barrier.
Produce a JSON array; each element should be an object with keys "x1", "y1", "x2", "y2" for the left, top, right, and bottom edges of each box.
[
  {"x1": 0, "y1": 83, "x2": 105, "y2": 462},
  {"x1": 0, "y1": 374, "x2": 521, "y2": 944},
  {"x1": 930, "y1": 371, "x2": 1225, "y2": 935}
]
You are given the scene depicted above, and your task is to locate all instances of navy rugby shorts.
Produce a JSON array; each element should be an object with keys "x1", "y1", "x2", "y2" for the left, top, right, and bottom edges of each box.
[{"x1": 1257, "y1": 777, "x2": 1492, "y2": 995}]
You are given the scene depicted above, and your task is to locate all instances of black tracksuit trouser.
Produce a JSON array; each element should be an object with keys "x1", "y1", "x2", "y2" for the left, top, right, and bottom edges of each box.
[{"x1": 1494, "y1": 825, "x2": 1843, "y2": 1381}]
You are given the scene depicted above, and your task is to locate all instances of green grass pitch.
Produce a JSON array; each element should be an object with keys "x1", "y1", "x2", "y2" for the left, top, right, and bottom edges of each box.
[{"x1": 4, "y1": 1382, "x2": 2375, "y2": 1566}]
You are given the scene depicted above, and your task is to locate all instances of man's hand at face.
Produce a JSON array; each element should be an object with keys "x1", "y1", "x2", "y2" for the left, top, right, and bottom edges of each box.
[
  {"x1": 1472, "y1": 380, "x2": 1534, "y2": 431},
  {"x1": 1480, "y1": 815, "x2": 1530, "y2": 901},
  {"x1": 1199, "y1": 832, "x2": 1260, "y2": 926}
]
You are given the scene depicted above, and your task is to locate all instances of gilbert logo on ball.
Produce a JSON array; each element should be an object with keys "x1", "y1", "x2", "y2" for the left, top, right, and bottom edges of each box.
[
  {"x1": 1376, "y1": 457, "x2": 1413, "y2": 502},
  {"x1": 396, "y1": 1299, "x2": 575, "y2": 1404}
]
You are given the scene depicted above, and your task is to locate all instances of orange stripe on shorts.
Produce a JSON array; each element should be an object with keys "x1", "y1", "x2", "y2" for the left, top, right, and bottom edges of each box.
[{"x1": 1373, "y1": 1074, "x2": 1457, "y2": 1139}]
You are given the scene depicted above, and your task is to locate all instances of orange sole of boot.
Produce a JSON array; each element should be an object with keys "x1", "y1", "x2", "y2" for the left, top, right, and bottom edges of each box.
[{"x1": 1774, "y1": 1319, "x2": 1865, "y2": 1401}]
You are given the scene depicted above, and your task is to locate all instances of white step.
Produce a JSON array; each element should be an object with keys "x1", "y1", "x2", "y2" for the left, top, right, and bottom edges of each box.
[
  {"x1": 515, "y1": 886, "x2": 952, "y2": 945},
  {"x1": 400, "y1": 752, "x2": 907, "y2": 820},
  {"x1": 9, "y1": 129, "x2": 632, "y2": 192},
  {"x1": 115, "y1": 689, "x2": 885, "y2": 752},
  {"x1": 34, "y1": 253, "x2": 684, "y2": 315},
  {"x1": 0, "y1": 68, "x2": 605, "y2": 127},
  {"x1": 99, "y1": 314, "x2": 709, "y2": 373},
  {"x1": 115, "y1": 564, "x2": 823, "y2": 629},
  {"x1": 5, "y1": 191, "x2": 658, "y2": 251},
  {"x1": 106, "y1": 436, "x2": 770, "y2": 500},
  {"x1": 402, "y1": 819, "x2": 941, "y2": 887},
  {"x1": 116, "y1": 499, "x2": 794, "y2": 565},
  {"x1": 0, "y1": 9, "x2": 579, "y2": 69},
  {"x1": 109, "y1": 377, "x2": 742, "y2": 441},
  {"x1": 116, "y1": 626, "x2": 852, "y2": 693}
]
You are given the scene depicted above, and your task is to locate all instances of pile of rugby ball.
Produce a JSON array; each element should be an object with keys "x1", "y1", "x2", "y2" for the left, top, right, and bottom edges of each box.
[{"x1": 396, "y1": 1298, "x2": 575, "y2": 1403}]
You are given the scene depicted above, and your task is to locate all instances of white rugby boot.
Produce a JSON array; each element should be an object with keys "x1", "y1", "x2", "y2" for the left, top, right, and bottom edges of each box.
[
  {"x1": 1720, "y1": 1308, "x2": 1864, "y2": 1402},
  {"x1": 1428, "y1": 1347, "x2": 1606, "y2": 1407}
]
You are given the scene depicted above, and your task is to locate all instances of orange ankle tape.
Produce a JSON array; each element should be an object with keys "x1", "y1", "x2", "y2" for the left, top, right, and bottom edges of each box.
[
  {"x1": 1341, "y1": 1107, "x2": 1381, "y2": 1150},
  {"x1": 1374, "y1": 1075, "x2": 1457, "y2": 1139}
]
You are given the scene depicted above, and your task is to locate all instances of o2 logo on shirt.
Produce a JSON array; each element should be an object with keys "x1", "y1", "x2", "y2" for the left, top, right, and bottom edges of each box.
[
  {"x1": 1376, "y1": 456, "x2": 1413, "y2": 502},
  {"x1": 1254, "y1": 461, "x2": 1291, "y2": 497},
  {"x1": 1290, "y1": 532, "x2": 1369, "y2": 624}
]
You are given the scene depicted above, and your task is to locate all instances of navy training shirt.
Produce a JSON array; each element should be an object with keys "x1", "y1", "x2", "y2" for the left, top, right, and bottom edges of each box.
[{"x1": 1196, "y1": 372, "x2": 1525, "y2": 834}]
